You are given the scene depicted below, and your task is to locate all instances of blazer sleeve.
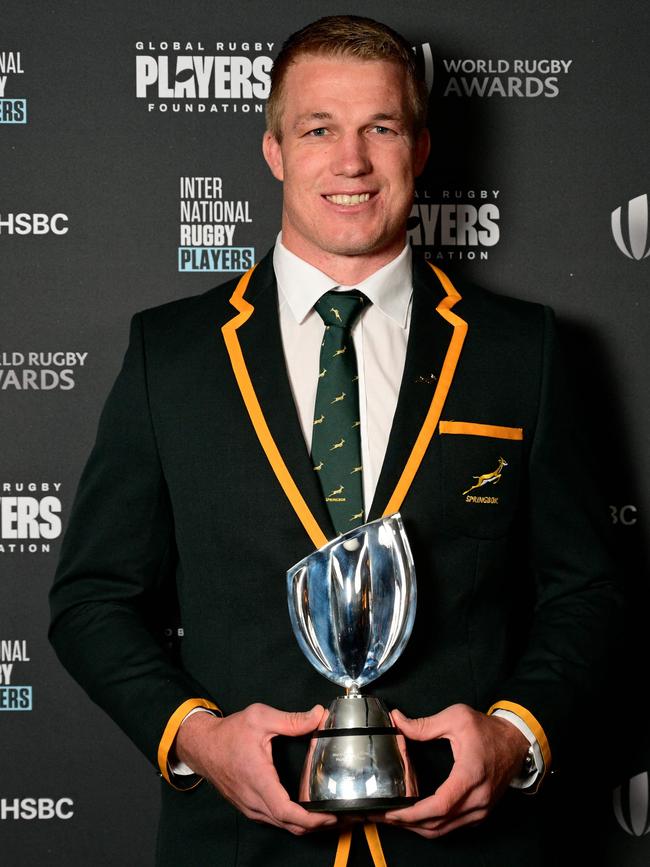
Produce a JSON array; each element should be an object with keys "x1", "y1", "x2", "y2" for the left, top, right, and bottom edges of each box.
[
  {"x1": 489, "y1": 307, "x2": 625, "y2": 769},
  {"x1": 49, "y1": 312, "x2": 217, "y2": 772}
]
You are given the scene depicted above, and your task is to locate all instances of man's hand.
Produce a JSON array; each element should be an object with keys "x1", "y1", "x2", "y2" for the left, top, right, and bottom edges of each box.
[
  {"x1": 376, "y1": 704, "x2": 530, "y2": 839},
  {"x1": 175, "y1": 702, "x2": 337, "y2": 836}
]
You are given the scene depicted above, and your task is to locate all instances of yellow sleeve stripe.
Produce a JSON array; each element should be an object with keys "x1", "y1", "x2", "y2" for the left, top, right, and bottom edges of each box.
[
  {"x1": 487, "y1": 700, "x2": 552, "y2": 769},
  {"x1": 439, "y1": 421, "x2": 524, "y2": 440},
  {"x1": 157, "y1": 697, "x2": 221, "y2": 789}
]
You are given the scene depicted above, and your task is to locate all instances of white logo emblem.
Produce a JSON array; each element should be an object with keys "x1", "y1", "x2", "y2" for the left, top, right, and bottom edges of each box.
[
  {"x1": 611, "y1": 194, "x2": 650, "y2": 260},
  {"x1": 413, "y1": 43, "x2": 434, "y2": 95},
  {"x1": 613, "y1": 771, "x2": 650, "y2": 836}
]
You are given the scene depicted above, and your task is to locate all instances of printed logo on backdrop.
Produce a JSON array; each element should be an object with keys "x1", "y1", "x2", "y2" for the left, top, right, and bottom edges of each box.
[
  {"x1": 162, "y1": 625, "x2": 184, "y2": 660},
  {"x1": 413, "y1": 43, "x2": 434, "y2": 95},
  {"x1": 0, "y1": 798, "x2": 74, "y2": 820},
  {"x1": 0, "y1": 352, "x2": 87, "y2": 389},
  {"x1": 178, "y1": 177, "x2": 254, "y2": 272},
  {"x1": 135, "y1": 40, "x2": 273, "y2": 115},
  {"x1": 0, "y1": 640, "x2": 32, "y2": 712},
  {"x1": 431, "y1": 57, "x2": 573, "y2": 98},
  {"x1": 0, "y1": 482, "x2": 62, "y2": 554},
  {"x1": 0, "y1": 214, "x2": 68, "y2": 235},
  {"x1": 614, "y1": 771, "x2": 650, "y2": 836},
  {"x1": 610, "y1": 504, "x2": 638, "y2": 526},
  {"x1": 408, "y1": 189, "x2": 500, "y2": 262},
  {"x1": 611, "y1": 194, "x2": 650, "y2": 260},
  {"x1": 0, "y1": 51, "x2": 26, "y2": 124}
]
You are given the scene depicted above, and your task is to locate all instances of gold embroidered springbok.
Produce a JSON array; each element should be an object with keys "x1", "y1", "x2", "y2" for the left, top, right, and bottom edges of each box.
[{"x1": 462, "y1": 457, "x2": 508, "y2": 496}]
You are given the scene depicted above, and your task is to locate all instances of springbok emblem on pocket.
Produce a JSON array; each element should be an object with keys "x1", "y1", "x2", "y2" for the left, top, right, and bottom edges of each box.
[{"x1": 462, "y1": 457, "x2": 508, "y2": 496}]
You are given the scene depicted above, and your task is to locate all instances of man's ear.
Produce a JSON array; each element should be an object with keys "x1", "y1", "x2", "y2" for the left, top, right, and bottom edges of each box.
[
  {"x1": 413, "y1": 128, "x2": 431, "y2": 177},
  {"x1": 263, "y1": 131, "x2": 284, "y2": 181}
]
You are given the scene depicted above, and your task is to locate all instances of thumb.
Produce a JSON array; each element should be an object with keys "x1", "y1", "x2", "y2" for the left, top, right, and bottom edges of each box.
[
  {"x1": 272, "y1": 704, "x2": 326, "y2": 737},
  {"x1": 391, "y1": 708, "x2": 444, "y2": 741}
]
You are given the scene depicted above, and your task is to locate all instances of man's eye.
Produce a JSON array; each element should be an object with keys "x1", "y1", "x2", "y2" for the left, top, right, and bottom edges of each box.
[
  {"x1": 308, "y1": 127, "x2": 328, "y2": 137},
  {"x1": 372, "y1": 125, "x2": 394, "y2": 135}
]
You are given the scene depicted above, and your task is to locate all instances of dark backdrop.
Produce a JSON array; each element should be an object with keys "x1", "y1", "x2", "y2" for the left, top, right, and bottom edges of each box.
[{"x1": 1, "y1": 1, "x2": 648, "y2": 863}]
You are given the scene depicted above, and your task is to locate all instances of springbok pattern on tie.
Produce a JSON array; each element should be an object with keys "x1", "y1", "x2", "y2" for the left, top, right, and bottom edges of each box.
[{"x1": 311, "y1": 290, "x2": 369, "y2": 534}]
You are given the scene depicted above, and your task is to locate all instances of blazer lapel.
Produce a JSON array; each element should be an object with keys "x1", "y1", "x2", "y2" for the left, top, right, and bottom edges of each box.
[
  {"x1": 222, "y1": 251, "x2": 335, "y2": 549},
  {"x1": 222, "y1": 250, "x2": 468, "y2": 547},
  {"x1": 368, "y1": 257, "x2": 468, "y2": 521}
]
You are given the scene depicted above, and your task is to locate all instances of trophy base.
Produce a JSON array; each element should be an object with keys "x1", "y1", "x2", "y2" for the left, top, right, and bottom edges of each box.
[
  {"x1": 301, "y1": 796, "x2": 418, "y2": 813},
  {"x1": 298, "y1": 695, "x2": 419, "y2": 813}
]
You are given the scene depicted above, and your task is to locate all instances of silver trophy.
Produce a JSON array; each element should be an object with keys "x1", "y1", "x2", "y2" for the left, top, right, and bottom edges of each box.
[{"x1": 287, "y1": 513, "x2": 419, "y2": 812}]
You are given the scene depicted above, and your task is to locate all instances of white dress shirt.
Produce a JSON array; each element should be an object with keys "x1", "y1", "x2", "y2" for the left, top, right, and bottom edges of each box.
[{"x1": 172, "y1": 235, "x2": 543, "y2": 789}]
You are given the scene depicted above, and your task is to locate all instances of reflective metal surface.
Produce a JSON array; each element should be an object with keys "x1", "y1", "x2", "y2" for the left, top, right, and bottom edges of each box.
[
  {"x1": 287, "y1": 513, "x2": 416, "y2": 690},
  {"x1": 287, "y1": 514, "x2": 418, "y2": 811},
  {"x1": 299, "y1": 695, "x2": 418, "y2": 810}
]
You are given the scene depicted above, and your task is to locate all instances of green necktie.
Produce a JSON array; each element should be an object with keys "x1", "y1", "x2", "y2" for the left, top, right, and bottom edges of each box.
[{"x1": 311, "y1": 290, "x2": 369, "y2": 536}]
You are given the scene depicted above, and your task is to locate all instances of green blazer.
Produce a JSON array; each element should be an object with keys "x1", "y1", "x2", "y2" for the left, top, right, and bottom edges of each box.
[{"x1": 50, "y1": 249, "x2": 622, "y2": 866}]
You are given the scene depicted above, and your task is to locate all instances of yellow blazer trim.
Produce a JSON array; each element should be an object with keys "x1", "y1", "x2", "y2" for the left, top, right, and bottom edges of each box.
[
  {"x1": 158, "y1": 698, "x2": 221, "y2": 789},
  {"x1": 487, "y1": 700, "x2": 552, "y2": 771},
  {"x1": 334, "y1": 824, "x2": 387, "y2": 867},
  {"x1": 364, "y1": 823, "x2": 388, "y2": 867},
  {"x1": 383, "y1": 263, "x2": 468, "y2": 517},
  {"x1": 222, "y1": 262, "x2": 467, "y2": 544},
  {"x1": 334, "y1": 830, "x2": 352, "y2": 867},
  {"x1": 439, "y1": 421, "x2": 524, "y2": 440},
  {"x1": 222, "y1": 265, "x2": 328, "y2": 550}
]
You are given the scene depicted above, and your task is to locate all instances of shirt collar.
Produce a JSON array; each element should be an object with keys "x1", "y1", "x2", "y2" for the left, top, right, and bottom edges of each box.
[{"x1": 273, "y1": 232, "x2": 412, "y2": 328}]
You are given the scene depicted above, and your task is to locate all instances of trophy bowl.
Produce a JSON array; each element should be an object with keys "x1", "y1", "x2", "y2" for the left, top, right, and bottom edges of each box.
[{"x1": 287, "y1": 513, "x2": 418, "y2": 812}]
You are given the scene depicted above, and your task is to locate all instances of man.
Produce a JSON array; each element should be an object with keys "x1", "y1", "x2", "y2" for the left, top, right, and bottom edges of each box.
[{"x1": 50, "y1": 15, "x2": 621, "y2": 867}]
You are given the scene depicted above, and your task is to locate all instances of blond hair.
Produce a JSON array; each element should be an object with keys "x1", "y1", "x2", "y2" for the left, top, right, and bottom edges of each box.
[{"x1": 266, "y1": 15, "x2": 428, "y2": 141}]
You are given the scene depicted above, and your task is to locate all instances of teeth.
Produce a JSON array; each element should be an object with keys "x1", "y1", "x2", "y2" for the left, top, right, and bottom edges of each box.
[{"x1": 326, "y1": 193, "x2": 371, "y2": 206}]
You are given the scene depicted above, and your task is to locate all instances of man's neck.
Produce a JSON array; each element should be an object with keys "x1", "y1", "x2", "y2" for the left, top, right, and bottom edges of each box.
[{"x1": 279, "y1": 231, "x2": 407, "y2": 285}]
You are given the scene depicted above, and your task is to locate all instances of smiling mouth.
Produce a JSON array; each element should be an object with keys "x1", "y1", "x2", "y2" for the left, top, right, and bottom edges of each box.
[{"x1": 324, "y1": 193, "x2": 372, "y2": 206}]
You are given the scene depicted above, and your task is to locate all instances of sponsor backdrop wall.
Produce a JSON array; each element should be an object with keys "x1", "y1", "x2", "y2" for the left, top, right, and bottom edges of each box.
[{"x1": 1, "y1": 0, "x2": 648, "y2": 863}]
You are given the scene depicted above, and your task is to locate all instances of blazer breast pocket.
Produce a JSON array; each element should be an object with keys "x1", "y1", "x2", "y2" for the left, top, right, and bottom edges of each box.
[{"x1": 439, "y1": 421, "x2": 524, "y2": 539}]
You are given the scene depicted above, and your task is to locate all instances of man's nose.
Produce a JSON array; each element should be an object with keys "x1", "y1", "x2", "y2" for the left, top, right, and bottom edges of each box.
[{"x1": 330, "y1": 132, "x2": 372, "y2": 177}]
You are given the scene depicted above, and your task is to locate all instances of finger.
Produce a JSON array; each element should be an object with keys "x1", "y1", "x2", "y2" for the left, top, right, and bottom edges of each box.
[
  {"x1": 396, "y1": 806, "x2": 488, "y2": 839},
  {"x1": 382, "y1": 793, "x2": 446, "y2": 825},
  {"x1": 256, "y1": 703, "x2": 326, "y2": 738},
  {"x1": 257, "y1": 771, "x2": 337, "y2": 831},
  {"x1": 382, "y1": 799, "x2": 483, "y2": 832},
  {"x1": 427, "y1": 762, "x2": 478, "y2": 808},
  {"x1": 273, "y1": 800, "x2": 338, "y2": 832},
  {"x1": 391, "y1": 708, "x2": 449, "y2": 742},
  {"x1": 383, "y1": 764, "x2": 476, "y2": 824},
  {"x1": 248, "y1": 809, "x2": 314, "y2": 837}
]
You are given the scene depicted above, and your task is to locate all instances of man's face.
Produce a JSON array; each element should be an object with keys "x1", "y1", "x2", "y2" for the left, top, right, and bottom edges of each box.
[{"x1": 263, "y1": 55, "x2": 430, "y2": 269}]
